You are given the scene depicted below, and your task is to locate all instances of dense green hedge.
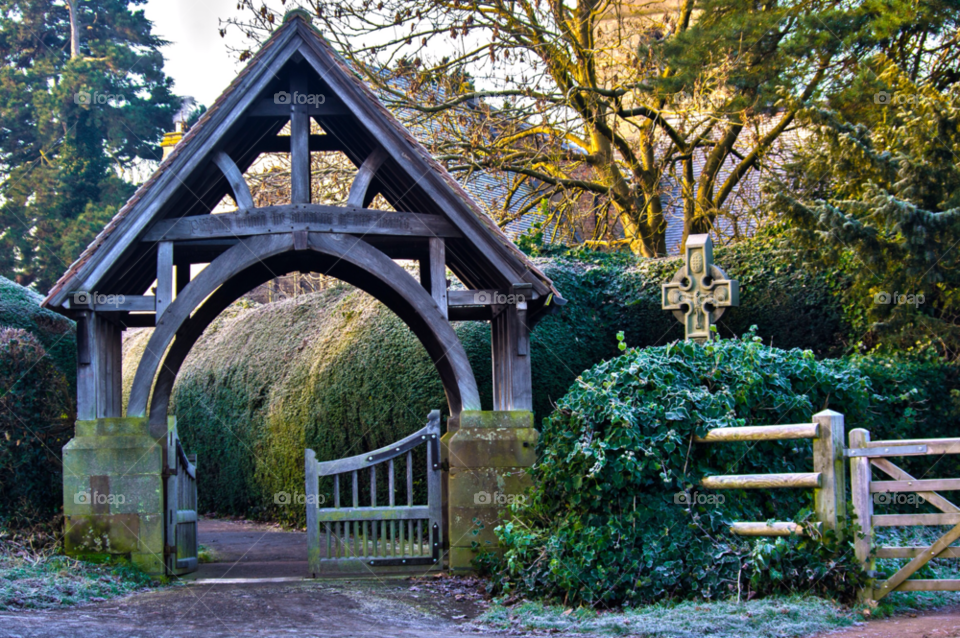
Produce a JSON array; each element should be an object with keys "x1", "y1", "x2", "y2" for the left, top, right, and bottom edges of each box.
[
  {"x1": 487, "y1": 334, "x2": 958, "y2": 606},
  {"x1": 0, "y1": 278, "x2": 76, "y2": 527},
  {"x1": 0, "y1": 277, "x2": 76, "y2": 385},
  {"x1": 0, "y1": 328, "x2": 74, "y2": 527}
]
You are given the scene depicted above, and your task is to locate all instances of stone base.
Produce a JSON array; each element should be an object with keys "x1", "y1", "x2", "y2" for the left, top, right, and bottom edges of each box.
[
  {"x1": 62, "y1": 417, "x2": 166, "y2": 575},
  {"x1": 445, "y1": 411, "x2": 536, "y2": 571}
]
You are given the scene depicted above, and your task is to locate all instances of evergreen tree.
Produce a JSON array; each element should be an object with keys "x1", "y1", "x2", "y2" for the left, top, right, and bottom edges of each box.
[
  {"x1": 0, "y1": 0, "x2": 180, "y2": 292},
  {"x1": 771, "y1": 61, "x2": 960, "y2": 357}
]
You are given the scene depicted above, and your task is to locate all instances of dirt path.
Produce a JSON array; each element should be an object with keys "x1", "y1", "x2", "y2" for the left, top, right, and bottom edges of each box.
[
  {"x1": 0, "y1": 518, "x2": 496, "y2": 638},
  {"x1": 819, "y1": 606, "x2": 960, "y2": 638}
]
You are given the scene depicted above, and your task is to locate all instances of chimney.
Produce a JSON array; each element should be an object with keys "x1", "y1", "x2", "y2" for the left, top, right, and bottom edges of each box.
[{"x1": 161, "y1": 120, "x2": 186, "y2": 160}]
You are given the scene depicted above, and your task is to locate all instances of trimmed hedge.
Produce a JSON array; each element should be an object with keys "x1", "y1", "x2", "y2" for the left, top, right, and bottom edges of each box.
[
  {"x1": 0, "y1": 277, "x2": 76, "y2": 385},
  {"x1": 0, "y1": 278, "x2": 76, "y2": 527},
  {"x1": 0, "y1": 328, "x2": 74, "y2": 527}
]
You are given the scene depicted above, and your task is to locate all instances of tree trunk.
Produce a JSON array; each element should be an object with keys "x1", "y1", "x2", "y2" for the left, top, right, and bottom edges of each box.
[{"x1": 65, "y1": 0, "x2": 80, "y2": 59}]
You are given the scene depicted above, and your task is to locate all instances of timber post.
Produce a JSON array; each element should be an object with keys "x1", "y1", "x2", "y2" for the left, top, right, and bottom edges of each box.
[{"x1": 813, "y1": 409, "x2": 847, "y2": 535}]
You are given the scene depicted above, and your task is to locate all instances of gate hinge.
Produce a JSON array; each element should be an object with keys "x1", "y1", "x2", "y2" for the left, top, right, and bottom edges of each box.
[
  {"x1": 161, "y1": 467, "x2": 177, "y2": 479},
  {"x1": 163, "y1": 544, "x2": 177, "y2": 557}
]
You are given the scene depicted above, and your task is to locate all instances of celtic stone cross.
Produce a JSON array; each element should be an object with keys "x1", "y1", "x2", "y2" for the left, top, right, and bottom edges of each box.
[{"x1": 661, "y1": 234, "x2": 739, "y2": 342}]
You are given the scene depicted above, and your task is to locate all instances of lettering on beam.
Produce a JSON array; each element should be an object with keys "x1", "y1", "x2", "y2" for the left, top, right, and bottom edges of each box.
[{"x1": 146, "y1": 206, "x2": 462, "y2": 243}]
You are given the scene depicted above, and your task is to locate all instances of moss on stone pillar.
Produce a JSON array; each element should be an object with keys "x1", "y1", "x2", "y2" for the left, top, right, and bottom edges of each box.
[
  {"x1": 445, "y1": 410, "x2": 536, "y2": 571},
  {"x1": 62, "y1": 417, "x2": 166, "y2": 575}
]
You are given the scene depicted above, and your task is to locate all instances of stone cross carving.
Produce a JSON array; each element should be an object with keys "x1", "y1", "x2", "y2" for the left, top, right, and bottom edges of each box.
[{"x1": 661, "y1": 234, "x2": 739, "y2": 342}]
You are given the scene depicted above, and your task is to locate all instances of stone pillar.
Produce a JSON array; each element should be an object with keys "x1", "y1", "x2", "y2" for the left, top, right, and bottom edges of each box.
[
  {"x1": 62, "y1": 417, "x2": 166, "y2": 575},
  {"x1": 445, "y1": 410, "x2": 537, "y2": 570}
]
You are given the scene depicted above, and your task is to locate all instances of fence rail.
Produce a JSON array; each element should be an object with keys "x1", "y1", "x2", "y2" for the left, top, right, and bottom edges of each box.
[{"x1": 695, "y1": 410, "x2": 846, "y2": 538}]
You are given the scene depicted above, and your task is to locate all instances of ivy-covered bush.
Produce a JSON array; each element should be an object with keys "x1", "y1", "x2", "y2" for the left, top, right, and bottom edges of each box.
[
  {"x1": 488, "y1": 334, "x2": 944, "y2": 606},
  {"x1": 0, "y1": 328, "x2": 74, "y2": 527}
]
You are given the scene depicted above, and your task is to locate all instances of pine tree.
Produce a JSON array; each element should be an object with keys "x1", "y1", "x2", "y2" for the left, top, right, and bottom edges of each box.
[{"x1": 0, "y1": 0, "x2": 180, "y2": 292}]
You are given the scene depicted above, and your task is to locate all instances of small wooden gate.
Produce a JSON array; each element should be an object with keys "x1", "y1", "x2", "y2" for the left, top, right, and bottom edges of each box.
[
  {"x1": 848, "y1": 429, "x2": 960, "y2": 600},
  {"x1": 305, "y1": 410, "x2": 443, "y2": 576},
  {"x1": 164, "y1": 423, "x2": 199, "y2": 575}
]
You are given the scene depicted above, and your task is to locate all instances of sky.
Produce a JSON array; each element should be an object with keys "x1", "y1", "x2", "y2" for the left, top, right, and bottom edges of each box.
[{"x1": 142, "y1": 0, "x2": 248, "y2": 108}]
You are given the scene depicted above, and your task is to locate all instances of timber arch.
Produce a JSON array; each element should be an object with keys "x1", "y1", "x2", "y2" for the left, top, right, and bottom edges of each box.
[{"x1": 129, "y1": 231, "x2": 481, "y2": 425}]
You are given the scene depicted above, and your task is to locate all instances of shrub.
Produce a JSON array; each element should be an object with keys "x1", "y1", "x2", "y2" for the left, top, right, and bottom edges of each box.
[
  {"x1": 487, "y1": 333, "x2": 936, "y2": 607},
  {"x1": 0, "y1": 328, "x2": 74, "y2": 527},
  {"x1": 0, "y1": 277, "x2": 76, "y2": 385}
]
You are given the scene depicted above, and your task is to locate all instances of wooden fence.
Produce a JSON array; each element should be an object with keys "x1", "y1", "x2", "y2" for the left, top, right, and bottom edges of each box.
[
  {"x1": 847, "y1": 430, "x2": 960, "y2": 601},
  {"x1": 695, "y1": 410, "x2": 846, "y2": 537}
]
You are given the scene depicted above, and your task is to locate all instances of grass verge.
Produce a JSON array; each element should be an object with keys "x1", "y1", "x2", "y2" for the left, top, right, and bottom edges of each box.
[
  {"x1": 475, "y1": 596, "x2": 858, "y2": 637},
  {"x1": 0, "y1": 527, "x2": 161, "y2": 610}
]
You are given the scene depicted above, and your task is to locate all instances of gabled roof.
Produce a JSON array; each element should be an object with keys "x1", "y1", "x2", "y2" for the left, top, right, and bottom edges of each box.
[{"x1": 43, "y1": 11, "x2": 559, "y2": 309}]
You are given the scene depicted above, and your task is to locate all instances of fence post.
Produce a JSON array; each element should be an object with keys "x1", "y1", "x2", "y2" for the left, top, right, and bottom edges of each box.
[
  {"x1": 813, "y1": 410, "x2": 846, "y2": 535},
  {"x1": 305, "y1": 449, "x2": 319, "y2": 577},
  {"x1": 849, "y1": 428, "x2": 875, "y2": 602}
]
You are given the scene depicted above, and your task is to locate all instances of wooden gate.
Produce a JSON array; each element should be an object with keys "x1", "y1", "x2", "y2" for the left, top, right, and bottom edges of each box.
[
  {"x1": 848, "y1": 429, "x2": 960, "y2": 600},
  {"x1": 305, "y1": 410, "x2": 443, "y2": 576},
  {"x1": 164, "y1": 423, "x2": 199, "y2": 575}
]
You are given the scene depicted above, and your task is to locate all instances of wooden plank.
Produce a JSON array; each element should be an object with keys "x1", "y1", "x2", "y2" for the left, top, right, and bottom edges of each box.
[
  {"x1": 247, "y1": 99, "x2": 348, "y2": 117},
  {"x1": 156, "y1": 242, "x2": 174, "y2": 321},
  {"x1": 66, "y1": 295, "x2": 156, "y2": 312},
  {"x1": 873, "y1": 514, "x2": 960, "y2": 526},
  {"x1": 847, "y1": 445, "x2": 929, "y2": 458},
  {"x1": 448, "y1": 289, "x2": 497, "y2": 307},
  {"x1": 254, "y1": 134, "x2": 342, "y2": 154},
  {"x1": 289, "y1": 72, "x2": 311, "y2": 205},
  {"x1": 894, "y1": 580, "x2": 960, "y2": 592},
  {"x1": 428, "y1": 238, "x2": 447, "y2": 320},
  {"x1": 701, "y1": 473, "x2": 821, "y2": 490},
  {"x1": 730, "y1": 521, "x2": 809, "y2": 536},
  {"x1": 874, "y1": 521, "x2": 960, "y2": 600},
  {"x1": 316, "y1": 424, "x2": 432, "y2": 476},
  {"x1": 303, "y1": 449, "x2": 320, "y2": 578},
  {"x1": 142, "y1": 206, "x2": 462, "y2": 242},
  {"x1": 315, "y1": 505, "x2": 431, "y2": 522},
  {"x1": 868, "y1": 438, "x2": 960, "y2": 456},
  {"x1": 813, "y1": 410, "x2": 846, "y2": 533},
  {"x1": 425, "y1": 410, "x2": 443, "y2": 563},
  {"x1": 212, "y1": 151, "x2": 255, "y2": 210},
  {"x1": 695, "y1": 423, "x2": 819, "y2": 443},
  {"x1": 849, "y1": 428, "x2": 875, "y2": 601},
  {"x1": 347, "y1": 148, "x2": 387, "y2": 208},
  {"x1": 872, "y1": 479, "x2": 960, "y2": 493},
  {"x1": 871, "y1": 458, "x2": 960, "y2": 515},
  {"x1": 876, "y1": 547, "x2": 960, "y2": 559}
]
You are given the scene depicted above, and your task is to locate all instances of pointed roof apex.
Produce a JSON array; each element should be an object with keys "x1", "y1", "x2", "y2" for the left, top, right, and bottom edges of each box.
[{"x1": 283, "y1": 8, "x2": 314, "y2": 24}]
